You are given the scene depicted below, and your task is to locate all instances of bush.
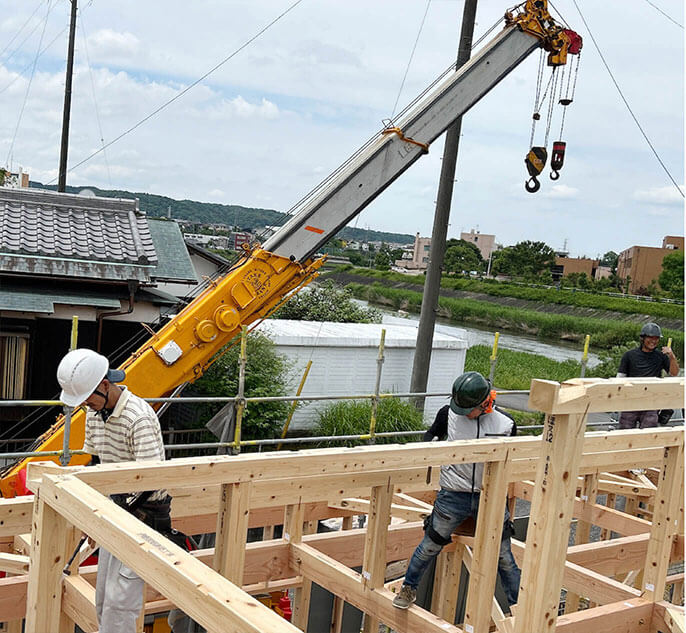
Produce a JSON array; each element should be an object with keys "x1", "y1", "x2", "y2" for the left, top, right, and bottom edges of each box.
[
  {"x1": 313, "y1": 398, "x2": 425, "y2": 447},
  {"x1": 273, "y1": 280, "x2": 381, "y2": 323},
  {"x1": 192, "y1": 332, "x2": 292, "y2": 440}
]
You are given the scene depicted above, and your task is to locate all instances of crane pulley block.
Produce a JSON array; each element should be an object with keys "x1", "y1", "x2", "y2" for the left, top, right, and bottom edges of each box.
[
  {"x1": 525, "y1": 146, "x2": 547, "y2": 193},
  {"x1": 550, "y1": 141, "x2": 566, "y2": 180}
]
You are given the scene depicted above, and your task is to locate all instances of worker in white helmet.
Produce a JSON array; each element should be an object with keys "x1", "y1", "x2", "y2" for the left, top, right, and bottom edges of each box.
[{"x1": 57, "y1": 348, "x2": 169, "y2": 633}]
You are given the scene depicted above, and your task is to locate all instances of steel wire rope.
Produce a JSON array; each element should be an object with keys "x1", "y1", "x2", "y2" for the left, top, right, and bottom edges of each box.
[
  {"x1": 48, "y1": 0, "x2": 305, "y2": 183},
  {"x1": 570, "y1": 0, "x2": 684, "y2": 198},
  {"x1": 5, "y1": 0, "x2": 55, "y2": 167},
  {"x1": 643, "y1": 0, "x2": 683, "y2": 29},
  {"x1": 390, "y1": 0, "x2": 433, "y2": 119},
  {"x1": 78, "y1": 7, "x2": 112, "y2": 186},
  {"x1": 0, "y1": 0, "x2": 48, "y2": 60}
]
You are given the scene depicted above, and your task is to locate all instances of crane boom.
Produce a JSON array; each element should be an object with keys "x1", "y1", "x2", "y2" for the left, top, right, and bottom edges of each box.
[{"x1": 0, "y1": 1, "x2": 581, "y2": 497}]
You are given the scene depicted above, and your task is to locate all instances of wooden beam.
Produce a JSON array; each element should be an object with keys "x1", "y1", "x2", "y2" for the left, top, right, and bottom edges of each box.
[
  {"x1": 431, "y1": 544, "x2": 464, "y2": 622},
  {"x1": 284, "y1": 500, "x2": 312, "y2": 631},
  {"x1": 290, "y1": 542, "x2": 462, "y2": 633},
  {"x1": 514, "y1": 412, "x2": 587, "y2": 633},
  {"x1": 37, "y1": 474, "x2": 301, "y2": 633},
  {"x1": 0, "y1": 497, "x2": 33, "y2": 538},
  {"x1": 62, "y1": 575, "x2": 98, "y2": 633},
  {"x1": 464, "y1": 459, "x2": 509, "y2": 633},
  {"x1": 361, "y1": 480, "x2": 393, "y2": 633},
  {"x1": 528, "y1": 377, "x2": 684, "y2": 414},
  {"x1": 214, "y1": 482, "x2": 252, "y2": 584},
  {"x1": 652, "y1": 600, "x2": 685, "y2": 633},
  {"x1": 0, "y1": 552, "x2": 29, "y2": 575},
  {"x1": 553, "y1": 597, "x2": 652, "y2": 633},
  {"x1": 642, "y1": 443, "x2": 684, "y2": 601}
]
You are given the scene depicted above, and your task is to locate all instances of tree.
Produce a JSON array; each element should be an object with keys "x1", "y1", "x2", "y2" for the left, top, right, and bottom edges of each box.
[
  {"x1": 272, "y1": 280, "x2": 381, "y2": 323},
  {"x1": 374, "y1": 250, "x2": 391, "y2": 270},
  {"x1": 491, "y1": 240, "x2": 555, "y2": 279},
  {"x1": 443, "y1": 239, "x2": 484, "y2": 275},
  {"x1": 600, "y1": 251, "x2": 619, "y2": 273},
  {"x1": 192, "y1": 332, "x2": 292, "y2": 439},
  {"x1": 659, "y1": 251, "x2": 684, "y2": 299}
]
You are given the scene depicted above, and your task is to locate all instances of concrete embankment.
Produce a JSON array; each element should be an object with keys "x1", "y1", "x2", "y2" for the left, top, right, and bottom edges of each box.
[{"x1": 327, "y1": 272, "x2": 684, "y2": 331}]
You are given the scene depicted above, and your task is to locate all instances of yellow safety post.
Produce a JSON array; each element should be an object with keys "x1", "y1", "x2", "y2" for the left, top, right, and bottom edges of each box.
[
  {"x1": 277, "y1": 359, "x2": 313, "y2": 450},
  {"x1": 366, "y1": 329, "x2": 386, "y2": 443},
  {"x1": 70, "y1": 315, "x2": 79, "y2": 350},
  {"x1": 488, "y1": 332, "x2": 500, "y2": 384},
  {"x1": 579, "y1": 334, "x2": 590, "y2": 378},
  {"x1": 232, "y1": 326, "x2": 248, "y2": 454}
]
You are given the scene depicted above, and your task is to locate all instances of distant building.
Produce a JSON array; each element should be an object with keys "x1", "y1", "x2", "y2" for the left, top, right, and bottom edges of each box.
[
  {"x1": 183, "y1": 233, "x2": 230, "y2": 249},
  {"x1": 617, "y1": 235, "x2": 684, "y2": 294},
  {"x1": 552, "y1": 256, "x2": 599, "y2": 281},
  {"x1": 460, "y1": 228, "x2": 496, "y2": 261},
  {"x1": 394, "y1": 233, "x2": 431, "y2": 271},
  {"x1": 0, "y1": 169, "x2": 29, "y2": 189}
]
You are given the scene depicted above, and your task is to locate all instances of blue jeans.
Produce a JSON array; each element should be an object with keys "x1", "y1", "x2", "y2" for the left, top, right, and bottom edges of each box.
[{"x1": 404, "y1": 489, "x2": 521, "y2": 606}]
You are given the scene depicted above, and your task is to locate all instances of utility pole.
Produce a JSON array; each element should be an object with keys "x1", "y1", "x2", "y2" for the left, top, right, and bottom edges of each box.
[
  {"x1": 410, "y1": 0, "x2": 478, "y2": 408},
  {"x1": 58, "y1": 0, "x2": 78, "y2": 192}
]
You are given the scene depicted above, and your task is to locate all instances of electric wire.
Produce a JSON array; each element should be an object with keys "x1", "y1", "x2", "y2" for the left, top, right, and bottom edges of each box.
[
  {"x1": 6, "y1": 0, "x2": 54, "y2": 167},
  {"x1": 52, "y1": 0, "x2": 305, "y2": 182},
  {"x1": 390, "y1": 0, "x2": 432, "y2": 119},
  {"x1": 0, "y1": 0, "x2": 47, "y2": 60},
  {"x1": 643, "y1": 0, "x2": 683, "y2": 29},
  {"x1": 570, "y1": 0, "x2": 684, "y2": 198}
]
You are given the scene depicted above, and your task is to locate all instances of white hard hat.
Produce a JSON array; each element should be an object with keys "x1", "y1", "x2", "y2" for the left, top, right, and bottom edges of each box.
[{"x1": 56, "y1": 349, "x2": 125, "y2": 406}]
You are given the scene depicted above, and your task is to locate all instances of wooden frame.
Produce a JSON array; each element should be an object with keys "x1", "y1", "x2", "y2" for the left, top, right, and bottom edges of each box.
[{"x1": 0, "y1": 376, "x2": 682, "y2": 633}]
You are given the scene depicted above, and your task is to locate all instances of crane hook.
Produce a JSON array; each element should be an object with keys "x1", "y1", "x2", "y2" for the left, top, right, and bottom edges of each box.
[
  {"x1": 525, "y1": 177, "x2": 541, "y2": 193},
  {"x1": 524, "y1": 146, "x2": 547, "y2": 194},
  {"x1": 550, "y1": 141, "x2": 566, "y2": 180}
]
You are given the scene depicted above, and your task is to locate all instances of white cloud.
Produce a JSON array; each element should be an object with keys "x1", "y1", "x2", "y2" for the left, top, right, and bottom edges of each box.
[
  {"x1": 87, "y1": 29, "x2": 142, "y2": 60},
  {"x1": 540, "y1": 184, "x2": 580, "y2": 200},
  {"x1": 633, "y1": 185, "x2": 684, "y2": 205}
]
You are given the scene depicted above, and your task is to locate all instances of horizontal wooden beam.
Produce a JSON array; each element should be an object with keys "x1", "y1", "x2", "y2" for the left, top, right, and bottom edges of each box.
[
  {"x1": 553, "y1": 597, "x2": 652, "y2": 633},
  {"x1": 62, "y1": 575, "x2": 97, "y2": 633},
  {"x1": 529, "y1": 377, "x2": 684, "y2": 414},
  {"x1": 0, "y1": 552, "x2": 29, "y2": 574}
]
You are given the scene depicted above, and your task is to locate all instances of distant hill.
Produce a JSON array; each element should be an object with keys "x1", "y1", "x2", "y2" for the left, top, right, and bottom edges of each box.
[{"x1": 31, "y1": 182, "x2": 415, "y2": 245}]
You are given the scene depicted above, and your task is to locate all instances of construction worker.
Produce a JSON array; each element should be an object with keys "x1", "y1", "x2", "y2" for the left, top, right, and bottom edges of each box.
[
  {"x1": 616, "y1": 322, "x2": 679, "y2": 429},
  {"x1": 392, "y1": 371, "x2": 520, "y2": 610},
  {"x1": 57, "y1": 348, "x2": 170, "y2": 633}
]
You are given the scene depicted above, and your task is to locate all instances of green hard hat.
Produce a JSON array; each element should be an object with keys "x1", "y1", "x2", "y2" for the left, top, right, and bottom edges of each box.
[{"x1": 450, "y1": 371, "x2": 491, "y2": 415}]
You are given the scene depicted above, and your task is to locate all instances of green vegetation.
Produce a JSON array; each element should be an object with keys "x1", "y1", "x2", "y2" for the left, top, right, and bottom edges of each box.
[
  {"x1": 659, "y1": 251, "x2": 684, "y2": 300},
  {"x1": 491, "y1": 240, "x2": 556, "y2": 279},
  {"x1": 346, "y1": 282, "x2": 684, "y2": 359},
  {"x1": 191, "y1": 332, "x2": 291, "y2": 439},
  {"x1": 444, "y1": 239, "x2": 485, "y2": 274},
  {"x1": 333, "y1": 267, "x2": 684, "y2": 319},
  {"x1": 273, "y1": 281, "x2": 381, "y2": 323},
  {"x1": 312, "y1": 398, "x2": 425, "y2": 447}
]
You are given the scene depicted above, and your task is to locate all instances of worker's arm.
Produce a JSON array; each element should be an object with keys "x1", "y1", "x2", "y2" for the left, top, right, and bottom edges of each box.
[{"x1": 663, "y1": 347, "x2": 679, "y2": 376}]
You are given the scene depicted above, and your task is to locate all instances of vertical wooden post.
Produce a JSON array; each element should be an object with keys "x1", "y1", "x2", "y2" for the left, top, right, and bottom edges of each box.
[
  {"x1": 284, "y1": 501, "x2": 312, "y2": 630},
  {"x1": 213, "y1": 481, "x2": 252, "y2": 584},
  {"x1": 564, "y1": 472, "x2": 598, "y2": 613},
  {"x1": 514, "y1": 412, "x2": 587, "y2": 633},
  {"x1": 361, "y1": 480, "x2": 394, "y2": 633},
  {"x1": 599, "y1": 493, "x2": 616, "y2": 540},
  {"x1": 331, "y1": 516, "x2": 355, "y2": 633},
  {"x1": 463, "y1": 459, "x2": 509, "y2": 633},
  {"x1": 431, "y1": 543, "x2": 464, "y2": 621},
  {"x1": 642, "y1": 443, "x2": 684, "y2": 601},
  {"x1": 26, "y1": 494, "x2": 79, "y2": 633}
]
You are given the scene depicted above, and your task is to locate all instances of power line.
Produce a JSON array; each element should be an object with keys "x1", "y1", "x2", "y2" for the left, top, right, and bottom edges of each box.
[
  {"x1": 643, "y1": 0, "x2": 683, "y2": 29},
  {"x1": 570, "y1": 0, "x2": 684, "y2": 198},
  {"x1": 0, "y1": 0, "x2": 47, "y2": 60},
  {"x1": 54, "y1": 0, "x2": 304, "y2": 181}
]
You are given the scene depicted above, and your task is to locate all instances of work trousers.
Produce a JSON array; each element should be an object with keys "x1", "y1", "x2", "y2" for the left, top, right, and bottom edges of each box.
[
  {"x1": 95, "y1": 548, "x2": 144, "y2": 633},
  {"x1": 618, "y1": 410, "x2": 658, "y2": 429},
  {"x1": 404, "y1": 488, "x2": 521, "y2": 606}
]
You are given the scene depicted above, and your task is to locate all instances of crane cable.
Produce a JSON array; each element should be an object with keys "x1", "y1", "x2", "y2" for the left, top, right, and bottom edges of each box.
[{"x1": 570, "y1": 0, "x2": 684, "y2": 198}]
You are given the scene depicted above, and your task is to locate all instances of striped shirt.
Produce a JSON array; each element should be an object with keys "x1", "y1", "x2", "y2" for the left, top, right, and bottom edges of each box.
[{"x1": 83, "y1": 388, "x2": 167, "y2": 501}]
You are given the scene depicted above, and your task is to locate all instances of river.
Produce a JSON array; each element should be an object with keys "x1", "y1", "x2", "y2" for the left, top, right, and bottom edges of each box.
[{"x1": 354, "y1": 300, "x2": 601, "y2": 367}]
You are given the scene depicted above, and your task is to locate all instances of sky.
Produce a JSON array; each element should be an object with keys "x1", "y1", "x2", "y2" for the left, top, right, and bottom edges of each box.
[{"x1": 0, "y1": 0, "x2": 683, "y2": 258}]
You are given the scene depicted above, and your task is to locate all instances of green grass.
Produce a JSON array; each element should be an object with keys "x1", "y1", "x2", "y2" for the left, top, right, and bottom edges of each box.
[
  {"x1": 334, "y1": 267, "x2": 684, "y2": 320},
  {"x1": 312, "y1": 397, "x2": 425, "y2": 447},
  {"x1": 347, "y1": 283, "x2": 684, "y2": 359}
]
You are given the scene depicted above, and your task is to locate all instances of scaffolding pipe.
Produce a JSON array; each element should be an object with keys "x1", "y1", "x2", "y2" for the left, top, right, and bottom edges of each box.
[
  {"x1": 277, "y1": 359, "x2": 313, "y2": 450},
  {"x1": 579, "y1": 334, "x2": 590, "y2": 378},
  {"x1": 488, "y1": 331, "x2": 500, "y2": 384},
  {"x1": 233, "y1": 326, "x2": 248, "y2": 453}
]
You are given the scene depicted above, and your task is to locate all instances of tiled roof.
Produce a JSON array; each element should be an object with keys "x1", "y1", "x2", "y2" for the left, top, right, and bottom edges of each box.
[
  {"x1": 147, "y1": 219, "x2": 197, "y2": 283},
  {"x1": 0, "y1": 187, "x2": 158, "y2": 282}
]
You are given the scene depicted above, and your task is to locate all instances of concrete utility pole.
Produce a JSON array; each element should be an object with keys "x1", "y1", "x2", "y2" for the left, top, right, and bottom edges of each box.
[
  {"x1": 410, "y1": 0, "x2": 478, "y2": 408},
  {"x1": 58, "y1": 0, "x2": 78, "y2": 192}
]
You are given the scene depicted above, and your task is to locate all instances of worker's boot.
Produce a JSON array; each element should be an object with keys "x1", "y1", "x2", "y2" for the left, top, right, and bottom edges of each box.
[{"x1": 392, "y1": 584, "x2": 417, "y2": 609}]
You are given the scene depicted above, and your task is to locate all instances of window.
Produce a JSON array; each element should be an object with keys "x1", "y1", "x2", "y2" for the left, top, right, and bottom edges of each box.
[{"x1": 0, "y1": 334, "x2": 28, "y2": 398}]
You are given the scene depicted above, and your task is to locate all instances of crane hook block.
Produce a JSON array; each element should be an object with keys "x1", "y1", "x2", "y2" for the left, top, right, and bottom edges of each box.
[
  {"x1": 524, "y1": 146, "x2": 547, "y2": 193},
  {"x1": 550, "y1": 141, "x2": 566, "y2": 180}
]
